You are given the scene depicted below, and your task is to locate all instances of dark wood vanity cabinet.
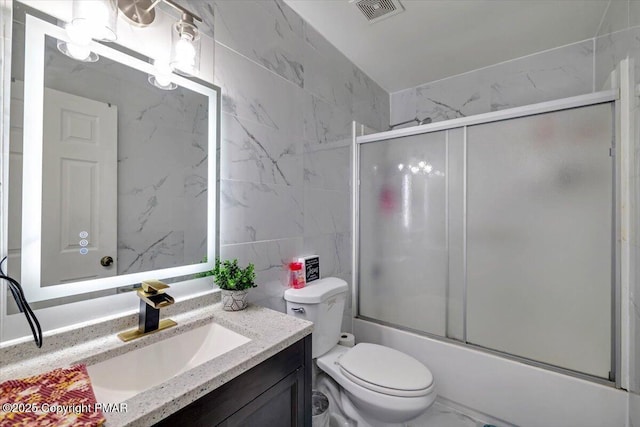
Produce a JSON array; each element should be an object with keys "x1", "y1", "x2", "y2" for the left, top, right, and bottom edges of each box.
[{"x1": 155, "y1": 335, "x2": 312, "y2": 427}]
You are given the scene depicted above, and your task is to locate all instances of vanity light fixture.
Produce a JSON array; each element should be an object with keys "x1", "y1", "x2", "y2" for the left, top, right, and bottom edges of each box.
[
  {"x1": 170, "y1": 12, "x2": 201, "y2": 76},
  {"x1": 118, "y1": 0, "x2": 203, "y2": 77},
  {"x1": 57, "y1": 0, "x2": 118, "y2": 62}
]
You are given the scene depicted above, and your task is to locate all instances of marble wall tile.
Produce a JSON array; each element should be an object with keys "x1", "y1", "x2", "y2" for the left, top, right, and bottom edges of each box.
[
  {"x1": 213, "y1": 0, "x2": 305, "y2": 88},
  {"x1": 595, "y1": 29, "x2": 633, "y2": 91},
  {"x1": 260, "y1": 0, "x2": 305, "y2": 40},
  {"x1": 221, "y1": 112, "x2": 302, "y2": 186},
  {"x1": 302, "y1": 21, "x2": 339, "y2": 61},
  {"x1": 632, "y1": 27, "x2": 640, "y2": 84},
  {"x1": 352, "y1": 68, "x2": 389, "y2": 132},
  {"x1": 220, "y1": 237, "x2": 303, "y2": 285},
  {"x1": 353, "y1": 88, "x2": 388, "y2": 132},
  {"x1": 633, "y1": 1, "x2": 640, "y2": 27},
  {"x1": 633, "y1": 139, "x2": 640, "y2": 394},
  {"x1": 220, "y1": 180, "x2": 303, "y2": 245},
  {"x1": 415, "y1": 74, "x2": 489, "y2": 123},
  {"x1": 303, "y1": 189, "x2": 350, "y2": 236},
  {"x1": 220, "y1": 237, "x2": 303, "y2": 312},
  {"x1": 631, "y1": 392, "x2": 640, "y2": 427},
  {"x1": 304, "y1": 145, "x2": 351, "y2": 192},
  {"x1": 118, "y1": 230, "x2": 185, "y2": 275},
  {"x1": 179, "y1": 0, "x2": 215, "y2": 38},
  {"x1": 633, "y1": 299, "x2": 640, "y2": 391},
  {"x1": 301, "y1": 20, "x2": 388, "y2": 131},
  {"x1": 485, "y1": 40, "x2": 594, "y2": 111},
  {"x1": 390, "y1": 87, "x2": 417, "y2": 128},
  {"x1": 215, "y1": 42, "x2": 304, "y2": 137},
  {"x1": 208, "y1": 0, "x2": 387, "y2": 323},
  {"x1": 597, "y1": 0, "x2": 630, "y2": 37},
  {"x1": 303, "y1": 94, "x2": 353, "y2": 148},
  {"x1": 394, "y1": 39, "x2": 597, "y2": 125},
  {"x1": 303, "y1": 232, "x2": 351, "y2": 278},
  {"x1": 302, "y1": 45, "x2": 353, "y2": 109}
]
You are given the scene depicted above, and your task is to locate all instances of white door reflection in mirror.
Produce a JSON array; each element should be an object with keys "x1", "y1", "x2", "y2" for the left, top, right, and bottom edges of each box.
[{"x1": 41, "y1": 88, "x2": 117, "y2": 285}]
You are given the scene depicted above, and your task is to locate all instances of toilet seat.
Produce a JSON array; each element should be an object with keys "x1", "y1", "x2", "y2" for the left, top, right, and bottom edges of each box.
[
  {"x1": 337, "y1": 343, "x2": 433, "y2": 398},
  {"x1": 317, "y1": 344, "x2": 437, "y2": 425}
]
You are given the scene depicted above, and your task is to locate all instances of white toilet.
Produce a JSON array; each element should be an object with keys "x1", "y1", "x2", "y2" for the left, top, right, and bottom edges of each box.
[{"x1": 284, "y1": 277, "x2": 436, "y2": 426}]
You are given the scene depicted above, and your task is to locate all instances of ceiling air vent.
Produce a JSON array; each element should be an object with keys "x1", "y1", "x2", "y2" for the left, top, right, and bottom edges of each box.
[{"x1": 354, "y1": 0, "x2": 404, "y2": 24}]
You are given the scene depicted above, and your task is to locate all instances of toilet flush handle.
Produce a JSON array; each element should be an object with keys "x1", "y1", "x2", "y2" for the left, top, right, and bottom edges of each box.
[{"x1": 291, "y1": 307, "x2": 305, "y2": 314}]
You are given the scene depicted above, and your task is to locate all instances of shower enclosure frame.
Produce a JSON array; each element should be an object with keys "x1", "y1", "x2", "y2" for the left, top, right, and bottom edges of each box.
[{"x1": 351, "y1": 89, "x2": 622, "y2": 387}]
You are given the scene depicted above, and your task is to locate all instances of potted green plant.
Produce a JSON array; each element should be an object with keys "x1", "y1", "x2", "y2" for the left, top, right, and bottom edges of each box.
[{"x1": 198, "y1": 257, "x2": 256, "y2": 311}]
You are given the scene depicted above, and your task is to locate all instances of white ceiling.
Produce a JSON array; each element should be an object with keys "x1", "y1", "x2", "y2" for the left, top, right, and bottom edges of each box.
[{"x1": 284, "y1": 0, "x2": 610, "y2": 93}]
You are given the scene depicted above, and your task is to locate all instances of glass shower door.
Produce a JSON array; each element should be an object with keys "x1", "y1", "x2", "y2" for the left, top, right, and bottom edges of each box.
[
  {"x1": 465, "y1": 103, "x2": 613, "y2": 378},
  {"x1": 359, "y1": 131, "x2": 447, "y2": 335}
]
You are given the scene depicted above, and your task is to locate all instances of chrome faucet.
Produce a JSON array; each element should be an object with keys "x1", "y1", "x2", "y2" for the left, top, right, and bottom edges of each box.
[{"x1": 118, "y1": 280, "x2": 177, "y2": 342}]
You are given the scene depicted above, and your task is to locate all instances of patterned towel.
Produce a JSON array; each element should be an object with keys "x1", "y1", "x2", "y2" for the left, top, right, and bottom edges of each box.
[{"x1": 0, "y1": 364, "x2": 105, "y2": 426}]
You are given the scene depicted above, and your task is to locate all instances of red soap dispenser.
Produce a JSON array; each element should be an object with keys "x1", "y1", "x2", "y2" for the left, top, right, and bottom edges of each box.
[{"x1": 288, "y1": 262, "x2": 305, "y2": 289}]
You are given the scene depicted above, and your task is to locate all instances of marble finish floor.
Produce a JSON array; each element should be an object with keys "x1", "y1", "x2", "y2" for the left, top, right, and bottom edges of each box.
[{"x1": 408, "y1": 401, "x2": 504, "y2": 427}]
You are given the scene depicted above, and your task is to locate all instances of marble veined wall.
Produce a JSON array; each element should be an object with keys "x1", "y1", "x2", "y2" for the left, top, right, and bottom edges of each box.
[
  {"x1": 390, "y1": 16, "x2": 639, "y2": 126},
  {"x1": 182, "y1": 0, "x2": 389, "y2": 331}
]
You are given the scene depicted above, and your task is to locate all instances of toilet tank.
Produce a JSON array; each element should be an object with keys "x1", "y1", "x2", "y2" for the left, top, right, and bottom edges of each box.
[{"x1": 284, "y1": 277, "x2": 348, "y2": 358}]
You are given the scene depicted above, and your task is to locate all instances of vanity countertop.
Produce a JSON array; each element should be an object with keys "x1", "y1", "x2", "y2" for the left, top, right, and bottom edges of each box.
[{"x1": 0, "y1": 294, "x2": 313, "y2": 426}]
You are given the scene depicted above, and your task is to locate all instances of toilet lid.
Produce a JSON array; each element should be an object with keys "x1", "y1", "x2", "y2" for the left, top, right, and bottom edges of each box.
[{"x1": 337, "y1": 343, "x2": 433, "y2": 397}]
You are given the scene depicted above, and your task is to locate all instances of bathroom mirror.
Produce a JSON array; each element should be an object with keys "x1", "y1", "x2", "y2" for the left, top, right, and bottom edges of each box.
[{"x1": 7, "y1": 5, "x2": 219, "y2": 303}]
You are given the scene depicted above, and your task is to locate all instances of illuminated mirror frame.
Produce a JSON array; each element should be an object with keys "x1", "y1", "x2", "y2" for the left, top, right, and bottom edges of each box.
[{"x1": 21, "y1": 14, "x2": 218, "y2": 302}]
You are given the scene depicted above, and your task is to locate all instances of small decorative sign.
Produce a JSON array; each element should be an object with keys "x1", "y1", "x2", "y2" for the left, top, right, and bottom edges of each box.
[{"x1": 299, "y1": 255, "x2": 320, "y2": 283}]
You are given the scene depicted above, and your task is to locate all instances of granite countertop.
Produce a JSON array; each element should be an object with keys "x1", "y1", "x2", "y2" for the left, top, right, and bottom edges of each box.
[{"x1": 0, "y1": 293, "x2": 314, "y2": 426}]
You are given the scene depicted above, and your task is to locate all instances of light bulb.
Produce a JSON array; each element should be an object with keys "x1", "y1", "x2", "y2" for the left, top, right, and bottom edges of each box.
[
  {"x1": 148, "y1": 60, "x2": 177, "y2": 90},
  {"x1": 154, "y1": 74, "x2": 172, "y2": 87},
  {"x1": 58, "y1": 22, "x2": 98, "y2": 62},
  {"x1": 173, "y1": 36, "x2": 196, "y2": 73},
  {"x1": 66, "y1": 43, "x2": 91, "y2": 61},
  {"x1": 72, "y1": 0, "x2": 117, "y2": 42}
]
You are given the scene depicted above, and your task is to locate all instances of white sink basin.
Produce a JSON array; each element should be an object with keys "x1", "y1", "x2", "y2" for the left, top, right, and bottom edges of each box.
[{"x1": 87, "y1": 322, "x2": 251, "y2": 404}]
